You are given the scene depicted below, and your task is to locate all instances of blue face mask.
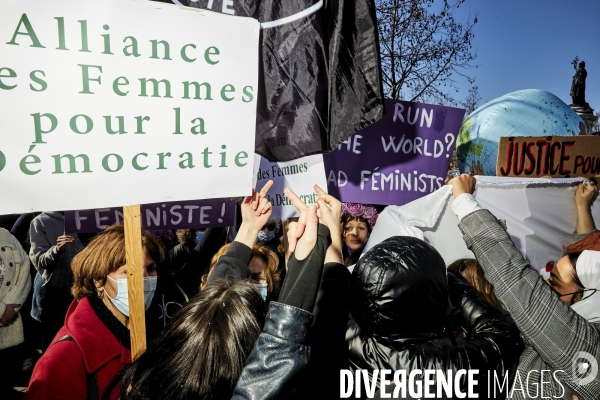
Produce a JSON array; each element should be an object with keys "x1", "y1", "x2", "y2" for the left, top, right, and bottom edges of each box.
[
  {"x1": 253, "y1": 283, "x2": 268, "y2": 301},
  {"x1": 258, "y1": 230, "x2": 276, "y2": 242},
  {"x1": 195, "y1": 231, "x2": 204, "y2": 244},
  {"x1": 105, "y1": 275, "x2": 157, "y2": 317}
]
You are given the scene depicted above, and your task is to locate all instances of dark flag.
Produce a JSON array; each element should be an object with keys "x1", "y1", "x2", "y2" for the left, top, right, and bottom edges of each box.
[{"x1": 155, "y1": 0, "x2": 385, "y2": 161}]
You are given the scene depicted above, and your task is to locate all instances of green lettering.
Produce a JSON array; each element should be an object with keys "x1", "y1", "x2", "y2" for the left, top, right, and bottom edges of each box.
[
  {"x1": 204, "y1": 46, "x2": 220, "y2": 65},
  {"x1": 6, "y1": 14, "x2": 45, "y2": 48},
  {"x1": 54, "y1": 17, "x2": 68, "y2": 50},
  {"x1": 0, "y1": 68, "x2": 17, "y2": 90},
  {"x1": 179, "y1": 152, "x2": 194, "y2": 169},
  {"x1": 112, "y1": 76, "x2": 129, "y2": 96},
  {"x1": 220, "y1": 84, "x2": 235, "y2": 101},
  {"x1": 101, "y1": 25, "x2": 113, "y2": 55},
  {"x1": 29, "y1": 70, "x2": 47, "y2": 92},
  {"x1": 139, "y1": 78, "x2": 172, "y2": 98},
  {"x1": 181, "y1": 44, "x2": 196, "y2": 63},
  {"x1": 78, "y1": 20, "x2": 91, "y2": 52},
  {"x1": 202, "y1": 147, "x2": 212, "y2": 168},
  {"x1": 191, "y1": 117, "x2": 206, "y2": 135},
  {"x1": 51, "y1": 154, "x2": 92, "y2": 174},
  {"x1": 123, "y1": 36, "x2": 140, "y2": 57},
  {"x1": 242, "y1": 85, "x2": 254, "y2": 102},
  {"x1": 132, "y1": 153, "x2": 148, "y2": 170},
  {"x1": 102, "y1": 154, "x2": 123, "y2": 172},
  {"x1": 150, "y1": 40, "x2": 172, "y2": 60},
  {"x1": 157, "y1": 152, "x2": 171, "y2": 169},
  {"x1": 235, "y1": 151, "x2": 248, "y2": 167},
  {"x1": 78, "y1": 64, "x2": 102, "y2": 94},
  {"x1": 20, "y1": 154, "x2": 41, "y2": 175},
  {"x1": 69, "y1": 114, "x2": 93, "y2": 134},
  {"x1": 31, "y1": 112, "x2": 58, "y2": 143},
  {"x1": 182, "y1": 81, "x2": 212, "y2": 100},
  {"x1": 104, "y1": 116, "x2": 126, "y2": 134},
  {"x1": 135, "y1": 116, "x2": 150, "y2": 134}
]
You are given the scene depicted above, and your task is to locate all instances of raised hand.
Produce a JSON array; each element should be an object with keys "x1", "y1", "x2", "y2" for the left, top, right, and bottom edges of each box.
[
  {"x1": 449, "y1": 174, "x2": 477, "y2": 198},
  {"x1": 575, "y1": 180, "x2": 597, "y2": 234},
  {"x1": 236, "y1": 180, "x2": 274, "y2": 248},
  {"x1": 283, "y1": 187, "x2": 309, "y2": 255},
  {"x1": 575, "y1": 180, "x2": 597, "y2": 210}
]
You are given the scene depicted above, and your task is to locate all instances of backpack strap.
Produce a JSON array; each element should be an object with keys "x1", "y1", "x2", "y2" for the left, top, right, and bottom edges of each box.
[{"x1": 54, "y1": 335, "x2": 99, "y2": 400}]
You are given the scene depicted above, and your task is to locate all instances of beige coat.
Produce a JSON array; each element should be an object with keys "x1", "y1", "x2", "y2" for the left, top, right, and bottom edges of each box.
[{"x1": 0, "y1": 228, "x2": 32, "y2": 350}]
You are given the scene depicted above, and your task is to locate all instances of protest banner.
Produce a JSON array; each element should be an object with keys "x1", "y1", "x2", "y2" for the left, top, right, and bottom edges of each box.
[
  {"x1": 64, "y1": 198, "x2": 236, "y2": 233},
  {"x1": 1, "y1": 0, "x2": 259, "y2": 358},
  {"x1": 253, "y1": 154, "x2": 328, "y2": 219},
  {"x1": 0, "y1": 0, "x2": 259, "y2": 215},
  {"x1": 323, "y1": 99, "x2": 465, "y2": 206},
  {"x1": 161, "y1": 0, "x2": 385, "y2": 162},
  {"x1": 496, "y1": 136, "x2": 600, "y2": 182},
  {"x1": 365, "y1": 176, "x2": 600, "y2": 276}
]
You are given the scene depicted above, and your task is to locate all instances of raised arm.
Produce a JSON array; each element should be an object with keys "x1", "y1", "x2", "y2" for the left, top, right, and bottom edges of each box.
[
  {"x1": 574, "y1": 181, "x2": 597, "y2": 236},
  {"x1": 449, "y1": 175, "x2": 600, "y2": 396},
  {"x1": 207, "y1": 181, "x2": 273, "y2": 284}
]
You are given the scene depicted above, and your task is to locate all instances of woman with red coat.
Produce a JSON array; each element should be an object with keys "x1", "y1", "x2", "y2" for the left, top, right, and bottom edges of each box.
[{"x1": 26, "y1": 225, "x2": 164, "y2": 400}]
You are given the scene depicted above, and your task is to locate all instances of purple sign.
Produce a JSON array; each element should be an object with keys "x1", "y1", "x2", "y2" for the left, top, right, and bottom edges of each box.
[
  {"x1": 324, "y1": 100, "x2": 465, "y2": 205},
  {"x1": 65, "y1": 198, "x2": 236, "y2": 234}
]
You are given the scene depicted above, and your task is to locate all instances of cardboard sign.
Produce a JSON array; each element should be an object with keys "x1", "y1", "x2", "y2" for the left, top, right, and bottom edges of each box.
[
  {"x1": 0, "y1": 0, "x2": 259, "y2": 214},
  {"x1": 323, "y1": 99, "x2": 465, "y2": 206},
  {"x1": 64, "y1": 198, "x2": 236, "y2": 233},
  {"x1": 496, "y1": 136, "x2": 600, "y2": 182},
  {"x1": 253, "y1": 154, "x2": 328, "y2": 219}
]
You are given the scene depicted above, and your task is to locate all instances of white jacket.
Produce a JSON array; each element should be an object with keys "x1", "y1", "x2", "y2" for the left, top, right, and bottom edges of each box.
[{"x1": 0, "y1": 228, "x2": 32, "y2": 350}]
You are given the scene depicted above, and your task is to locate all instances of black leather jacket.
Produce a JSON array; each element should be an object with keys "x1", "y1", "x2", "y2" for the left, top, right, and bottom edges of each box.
[
  {"x1": 233, "y1": 301, "x2": 313, "y2": 399},
  {"x1": 345, "y1": 236, "x2": 523, "y2": 399}
]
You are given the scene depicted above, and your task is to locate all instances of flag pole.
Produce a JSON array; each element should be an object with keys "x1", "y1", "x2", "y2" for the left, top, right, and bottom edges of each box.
[{"x1": 123, "y1": 204, "x2": 146, "y2": 360}]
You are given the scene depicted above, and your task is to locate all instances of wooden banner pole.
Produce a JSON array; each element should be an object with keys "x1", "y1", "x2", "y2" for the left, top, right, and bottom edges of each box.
[{"x1": 123, "y1": 204, "x2": 146, "y2": 360}]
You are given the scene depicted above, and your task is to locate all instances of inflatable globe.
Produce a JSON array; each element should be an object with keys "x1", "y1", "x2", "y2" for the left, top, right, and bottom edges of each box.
[{"x1": 457, "y1": 89, "x2": 585, "y2": 175}]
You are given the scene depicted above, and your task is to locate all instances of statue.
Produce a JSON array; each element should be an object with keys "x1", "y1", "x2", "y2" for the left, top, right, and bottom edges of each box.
[{"x1": 570, "y1": 57, "x2": 589, "y2": 109}]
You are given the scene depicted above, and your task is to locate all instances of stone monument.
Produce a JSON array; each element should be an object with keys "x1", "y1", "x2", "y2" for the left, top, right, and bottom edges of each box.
[{"x1": 569, "y1": 56, "x2": 597, "y2": 134}]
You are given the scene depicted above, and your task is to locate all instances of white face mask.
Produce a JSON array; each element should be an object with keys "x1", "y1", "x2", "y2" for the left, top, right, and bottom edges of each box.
[
  {"x1": 252, "y1": 283, "x2": 268, "y2": 301},
  {"x1": 105, "y1": 275, "x2": 157, "y2": 317}
]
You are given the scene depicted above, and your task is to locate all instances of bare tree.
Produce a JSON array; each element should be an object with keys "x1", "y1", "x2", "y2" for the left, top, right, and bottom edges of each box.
[
  {"x1": 377, "y1": 0, "x2": 478, "y2": 105},
  {"x1": 462, "y1": 85, "x2": 482, "y2": 115}
]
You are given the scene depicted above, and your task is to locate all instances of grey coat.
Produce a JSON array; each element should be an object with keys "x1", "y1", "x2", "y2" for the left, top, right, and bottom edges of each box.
[
  {"x1": 29, "y1": 212, "x2": 83, "y2": 290},
  {"x1": 459, "y1": 209, "x2": 600, "y2": 400}
]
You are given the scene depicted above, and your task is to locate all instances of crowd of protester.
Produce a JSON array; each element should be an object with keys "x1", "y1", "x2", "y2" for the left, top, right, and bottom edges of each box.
[{"x1": 0, "y1": 177, "x2": 598, "y2": 400}]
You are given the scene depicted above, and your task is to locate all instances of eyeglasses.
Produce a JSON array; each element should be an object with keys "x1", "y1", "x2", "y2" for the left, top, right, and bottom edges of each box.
[{"x1": 551, "y1": 287, "x2": 597, "y2": 302}]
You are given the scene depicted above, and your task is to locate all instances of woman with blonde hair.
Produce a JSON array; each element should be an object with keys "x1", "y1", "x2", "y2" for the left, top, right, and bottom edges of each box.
[{"x1": 26, "y1": 224, "x2": 164, "y2": 400}]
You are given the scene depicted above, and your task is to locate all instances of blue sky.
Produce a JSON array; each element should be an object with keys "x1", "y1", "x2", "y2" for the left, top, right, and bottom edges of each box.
[{"x1": 451, "y1": 0, "x2": 600, "y2": 113}]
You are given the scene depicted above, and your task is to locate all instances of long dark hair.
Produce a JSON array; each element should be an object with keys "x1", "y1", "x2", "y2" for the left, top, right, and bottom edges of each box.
[{"x1": 119, "y1": 280, "x2": 267, "y2": 400}]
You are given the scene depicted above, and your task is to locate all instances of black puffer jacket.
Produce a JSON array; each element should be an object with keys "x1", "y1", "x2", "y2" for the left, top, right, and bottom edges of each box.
[{"x1": 345, "y1": 237, "x2": 523, "y2": 399}]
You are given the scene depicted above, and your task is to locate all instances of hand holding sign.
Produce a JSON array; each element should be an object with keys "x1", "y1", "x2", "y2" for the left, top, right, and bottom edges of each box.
[
  {"x1": 575, "y1": 181, "x2": 598, "y2": 209},
  {"x1": 449, "y1": 174, "x2": 477, "y2": 199}
]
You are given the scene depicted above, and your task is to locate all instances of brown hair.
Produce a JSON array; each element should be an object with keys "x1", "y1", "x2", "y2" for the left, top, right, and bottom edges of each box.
[
  {"x1": 341, "y1": 215, "x2": 371, "y2": 266},
  {"x1": 200, "y1": 243, "x2": 280, "y2": 298},
  {"x1": 71, "y1": 224, "x2": 164, "y2": 300},
  {"x1": 176, "y1": 229, "x2": 196, "y2": 245},
  {"x1": 447, "y1": 258, "x2": 504, "y2": 314}
]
